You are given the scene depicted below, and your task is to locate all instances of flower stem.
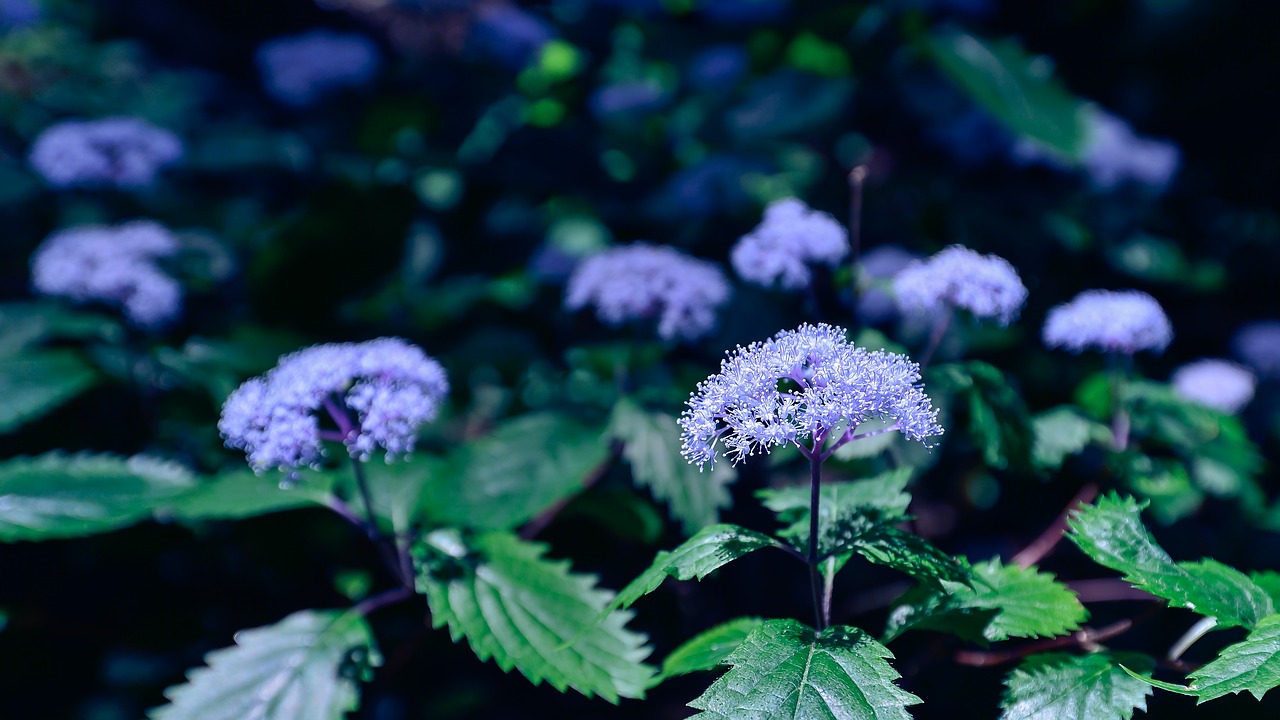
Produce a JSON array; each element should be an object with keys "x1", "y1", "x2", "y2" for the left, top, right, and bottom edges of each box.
[
  {"x1": 918, "y1": 306, "x2": 954, "y2": 371},
  {"x1": 1109, "y1": 352, "x2": 1132, "y2": 451},
  {"x1": 354, "y1": 586, "x2": 414, "y2": 617},
  {"x1": 848, "y1": 165, "x2": 868, "y2": 270},
  {"x1": 808, "y1": 446, "x2": 828, "y2": 631}
]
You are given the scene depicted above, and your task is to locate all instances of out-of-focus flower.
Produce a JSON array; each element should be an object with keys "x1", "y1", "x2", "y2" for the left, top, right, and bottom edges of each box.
[
  {"x1": 1232, "y1": 321, "x2": 1280, "y2": 378},
  {"x1": 653, "y1": 154, "x2": 767, "y2": 218},
  {"x1": 699, "y1": 0, "x2": 789, "y2": 25},
  {"x1": 564, "y1": 242, "x2": 730, "y2": 342},
  {"x1": 0, "y1": 0, "x2": 41, "y2": 29},
  {"x1": 1171, "y1": 359, "x2": 1256, "y2": 414},
  {"x1": 688, "y1": 44, "x2": 749, "y2": 91},
  {"x1": 857, "y1": 245, "x2": 919, "y2": 324},
  {"x1": 31, "y1": 220, "x2": 182, "y2": 327},
  {"x1": 1043, "y1": 289, "x2": 1173, "y2": 354},
  {"x1": 219, "y1": 338, "x2": 449, "y2": 471},
  {"x1": 28, "y1": 117, "x2": 182, "y2": 189},
  {"x1": 892, "y1": 245, "x2": 1027, "y2": 326},
  {"x1": 731, "y1": 198, "x2": 848, "y2": 290},
  {"x1": 589, "y1": 81, "x2": 670, "y2": 120},
  {"x1": 469, "y1": 2, "x2": 553, "y2": 69},
  {"x1": 256, "y1": 30, "x2": 381, "y2": 107},
  {"x1": 1014, "y1": 107, "x2": 1179, "y2": 191},
  {"x1": 679, "y1": 323, "x2": 942, "y2": 468}
]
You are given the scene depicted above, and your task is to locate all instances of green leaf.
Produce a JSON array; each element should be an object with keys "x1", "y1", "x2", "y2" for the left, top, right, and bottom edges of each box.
[
  {"x1": 1032, "y1": 406, "x2": 1109, "y2": 469},
  {"x1": 418, "y1": 412, "x2": 610, "y2": 531},
  {"x1": 0, "y1": 350, "x2": 99, "y2": 433},
  {"x1": 157, "y1": 468, "x2": 340, "y2": 523},
  {"x1": 0, "y1": 453, "x2": 196, "y2": 541},
  {"x1": 661, "y1": 617, "x2": 767, "y2": 680},
  {"x1": 0, "y1": 301, "x2": 121, "y2": 357},
  {"x1": 416, "y1": 530, "x2": 654, "y2": 701},
  {"x1": 1251, "y1": 572, "x2": 1280, "y2": 608},
  {"x1": 924, "y1": 26, "x2": 1087, "y2": 157},
  {"x1": 688, "y1": 619, "x2": 920, "y2": 720},
  {"x1": 886, "y1": 559, "x2": 1087, "y2": 643},
  {"x1": 611, "y1": 524, "x2": 778, "y2": 612},
  {"x1": 1067, "y1": 494, "x2": 1274, "y2": 629},
  {"x1": 848, "y1": 523, "x2": 971, "y2": 586},
  {"x1": 930, "y1": 361, "x2": 1035, "y2": 471},
  {"x1": 151, "y1": 609, "x2": 380, "y2": 720},
  {"x1": 1001, "y1": 652, "x2": 1155, "y2": 720},
  {"x1": 608, "y1": 398, "x2": 736, "y2": 534},
  {"x1": 757, "y1": 468, "x2": 914, "y2": 539},
  {"x1": 1184, "y1": 613, "x2": 1280, "y2": 701}
]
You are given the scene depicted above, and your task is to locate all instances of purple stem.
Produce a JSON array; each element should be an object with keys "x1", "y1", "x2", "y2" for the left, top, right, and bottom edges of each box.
[
  {"x1": 918, "y1": 307, "x2": 954, "y2": 371},
  {"x1": 806, "y1": 435, "x2": 829, "y2": 631},
  {"x1": 822, "y1": 421, "x2": 902, "y2": 460},
  {"x1": 355, "y1": 586, "x2": 414, "y2": 617}
]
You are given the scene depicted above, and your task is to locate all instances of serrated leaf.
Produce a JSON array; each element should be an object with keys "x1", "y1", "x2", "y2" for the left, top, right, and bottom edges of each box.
[
  {"x1": 758, "y1": 468, "x2": 914, "y2": 539},
  {"x1": 1251, "y1": 572, "x2": 1280, "y2": 607},
  {"x1": 418, "y1": 412, "x2": 610, "y2": 531},
  {"x1": 0, "y1": 453, "x2": 196, "y2": 541},
  {"x1": 1001, "y1": 652, "x2": 1154, "y2": 720},
  {"x1": 151, "y1": 609, "x2": 380, "y2": 720},
  {"x1": 416, "y1": 530, "x2": 654, "y2": 701},
  {"x1": 930, "y1": 361, "x2": 1034, "y2": 471},
  {"x1": 0, "y1": 350, "x2": 99, "y2": 433},
  {"x1": 611, "y1": 524, "x2": 779, "y2": 612},
  {"x1": 608, "y1": 398, "x2": 736, "y2": 534},
  {"x1": 1032, "y1": 406, "x2": 1109, "y2": 469},
  {"x1": 1067, "y1": 494, "x2": 1273, "y2": 628},
  {"x1": 157, "y1": 467, "x2": 340, "y2": 523},
  {"x1": 1185, "y1": 613, "x2": 1280, "y2": 701},
  {"x1": 886, "y1": 559, "x2": 1087, "y2": 643},
  {"x1": 661, "y1": 617, "x2": 766, "y2": 680},
  {"x1": 688, "y1": 619, "x2": 920, "y2": 720}
]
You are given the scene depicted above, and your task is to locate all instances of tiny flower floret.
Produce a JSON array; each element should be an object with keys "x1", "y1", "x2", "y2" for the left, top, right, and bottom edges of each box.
[
  {"x1": 256, "y1": 30, "x2": 381, "y2": 107},
  {"x1": 1171, "y1": 359, "x2": 1256, "y2": 415},
  {"x1": 892, "y1": 245, "x2": 1027, "y2": 325},
  {"x1": 219, "y1": 338, "x2": 449, "y2": 472},
  {"x1": 731, "y1": 197, "x2": 849, "y2": 290},
  {"x1": 28, "y1": 117, "x2": 182, "y2": 189},
  {"x1": 678, "y1": 323, "x2": 943, "y2": 468},
  {"x1": 31, "y1": 220, "x2": 182, "y2": 327},
  {"x1": 1233, "y1": 321, "x2": 1280, "y2": 378},
  {"x1": 564, "y1": 242, "x2": 730, "y2": 341},
  {"x1": 1043, "y1": 289, "x2": 1173, "y2": 355}
]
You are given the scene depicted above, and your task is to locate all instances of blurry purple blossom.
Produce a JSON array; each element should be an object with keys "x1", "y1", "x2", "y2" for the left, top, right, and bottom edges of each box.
[
  {"x1": 256, "y1": 30, "x2": 381, "y2": 107},
  {"x1": 1233, "y1": 321, "x2": 1280, "y2": 378},
  {"x1": 892, "y1": 245, "x2": 1027, "y2": 325},
  {"x1": 1014, "y1": 107, "x2": 1179, "y2": 191},
  {"x1": 688, "y1": 44, "x2": 749, "y2": 91},
  {"x1": 1043, "y1": 289, "x2": 1173, "y2": 354},
  {"x1": 1171, "y1": 359, "x2": 1255, "y2": 414},
  {"x1": 731, "y1": 198, "x2": 848, "y2": 290},
  {"x1": 0, "y1": 0, "x2": 41, "y2": 29},
  {"x1": 28, "y1": 117, "x2": 182, "y2": 189},
  {"x1": 469, "y1": 3, "x2": 553, "y2": 69},
  {"x1": 589, "y1": 81, "x2": 670, "y2": 119},
  {"x1": 699, "y1": 0, "x2": 789, "y2": 25}
]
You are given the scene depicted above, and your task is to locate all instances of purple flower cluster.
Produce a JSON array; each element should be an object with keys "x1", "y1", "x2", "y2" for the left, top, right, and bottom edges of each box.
[
  {"x1": 219, "y1": 338, "x2": 449, "y2": 472},
  {"x1": 565, "y1": 243, "x2": 730, "y2": 342},
  {"x1": 1171, "y1": 359, "x2": 1256, "y2": 415},
  {"x1": 256, "y1": 30, "x2": 381, "y2": 108},
  {"x1": 892, "y1": 245, "x2": 1027, "y2": 325},
  {"x1": 731, "y1": 198, "x2": 849, "y2": 290},
  {"x1": 679, "y1": 323, "x2": 943, "y2": 468},
  {"x1": 1233, "y1": 321, "x2": 1280, "y2": 378},
  {"x1": 1014, "y1": 107, "x2": 1179, "y2": 191},
  {"x1": 31, "y1": 220, "x2": 182, "y2": 327},
  {"x1": 28, "y1": 117, "x2": 182, "y2": 189},
  {"x1": 1043, "y1": 289, "x2": 1173, "y2": 355}
]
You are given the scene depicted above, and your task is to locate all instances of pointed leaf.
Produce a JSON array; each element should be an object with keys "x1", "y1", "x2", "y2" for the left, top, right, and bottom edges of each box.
[
  {"x1": 757, "y1": 468, "x2": 913, "y2": 539},
  {"x1": 1250, "y1": 572, "x2": 1280, "y2": 608},
  {"x1": 157, "y1": 468, "x2": 340, "y2": 522},
  {"x1": 688, "y1": 619, "x2": 920, "y2": 720},
  {"x1": 611, "y1": 523, "x2": 779, "y2": 612},
  {"x1": 151, "y1": 610, "x2": 380, "y2": 720},
  {"x1": 416, "y1": 530, "x2": 654, "y2": 701},
  {"x1": 1186, "y1": 613, "x2": 1280, "y2": 702},
  {"x1": 1032, "y1": 406, "x2": 1109, "y2": 470},
  {"x1": 661, "y1": 617, "x2": 767, "y2": 680},
  {"x1": 1001, "y1": 652, "x2": 1155, "y2": 720},
  {"x1": 0, "y1": 350, "x2": 99, "y2": 433}
]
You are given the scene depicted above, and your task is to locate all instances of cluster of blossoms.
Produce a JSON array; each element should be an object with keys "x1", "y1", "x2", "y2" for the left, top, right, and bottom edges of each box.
[
  {"x1": 28, "y1": 117, "x2": 182, "y2": 189},
  {"x1": 678, "y1": 323, "x2": 943, "y2": 468},
  {"x1": 1043, "y1": 289, "x2": 1173, "y2": 355},
  {"x1": 256, "y1": 30, "x2": 381, "y2": 107},
  {"x1": 892, "y1": 245, "x2": 1027, "y2": 325},
  {"x1": 1015, "y1": 107, "x2": 1180, "y2": 192},
  {"x1": 219, "y1": 338, "x2": 449, "y2": 471},
  {"x1": 31, "y1": 221, "x2": 182, "y2": 327},
  {"x1": 730, "y1": 198, "x2": 849, "y2": 290},
  {"x1": 1233, "y1": 321, "x2": 1280, "y2": 378},
  {"x1": 1171, "y1": 359, "x2": 1256, "y2": 415},
  {"x1": 564, "y1": 242, "x2": 730, "y2": 342}
]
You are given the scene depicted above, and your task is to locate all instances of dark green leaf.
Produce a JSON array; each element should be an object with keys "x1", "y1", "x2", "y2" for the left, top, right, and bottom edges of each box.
[
  {"x1": 757, "y1": 467, "x2": 913, "y2": 539},
  {"x1": 158, "y1": 467, "x2": 340, "y2": 523},
  {"x1": 1251, "y1": 572, "x2": 1280, "y2": 608},
  {"x1": 1130, "y1": 614, "x2": 1280, "y2": 703},
  {"x1": 0, "y1": 350, "x2": 99, "y2": 433},
  {"x1": 688, "y1": 619, "x2": 919, "y2": 719},
  {"x1": 661, "y1": 617, "x2": 766, "y2": 680},
  {"x1": 1032, "y1": 406, "x2": 1109, "y2": 469},
  {"x1": 929, "y1": 361, "x2": 1034, "y2": 470},
  {"x1": 611, "y1": 524, "x2": 779, "y2": 612},
  {"x1": 151, "y1": 610, "x2": 380, "y2": 720},
  {"x1": 1001, "y1": 652, "x2": 1154, "y2": 720},
  {"x1": 0, "y1": 302, "x2": 121, "y2": 357}
]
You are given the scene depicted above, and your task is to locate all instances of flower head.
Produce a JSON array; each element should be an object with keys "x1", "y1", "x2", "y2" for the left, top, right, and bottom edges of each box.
[
  {"x1": 28, "y1": 117, "x2": 182, "y2": 189},
  {"x1": 31, "y1": 220, "x2": 182, "y2": 327},
  {"x1": 679, "y1": 323, "x2": 943, "y2": 469},
  {"x1": 565, "y1": 242, "x2": 730, "y2": 342},
  {"x1": 256, "y1": 30, "x2": 381, "y2": 107},
  {"x1": 219, "y1": 338, "x2": 449, "y2": 472},
  {"x1": 1233, "y1": 321, "x2": 1280, "y2": 378},
  {"x1": 1043, "y1": 289, "x2": 1173, "y2": 354},
  {"x1": 731, "y1": 198, "x2": 848, "y2": 290},
  {"x1": 892, "y1": 245, "x2": 1027, "y2": 325},
  {"x1": 1013, "y1": 107, "x2": 1179, "y2": 192},
  {"x1": 1171, "y1": 359, "x2": 1255, "y2": 415}
]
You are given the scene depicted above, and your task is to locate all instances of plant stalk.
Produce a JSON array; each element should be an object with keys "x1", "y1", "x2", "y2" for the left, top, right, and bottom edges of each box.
[
  {"x1": 918, "y1": 307, "x2": 954, "y2": 371},
  {"x1": 808, "y1": 446, "x2": 828, "y2": 631}
]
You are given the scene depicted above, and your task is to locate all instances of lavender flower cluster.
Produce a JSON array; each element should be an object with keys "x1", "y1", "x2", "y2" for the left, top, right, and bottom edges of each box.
[
  {"x1": 731, "y1": 198, "x2": 849, "y2": 290},
  {"x1": 565, "y1": 243, "x2": 730, "y2": 341},
  {"x1": 28, "y1": 117, "x2": 182, "y2": 189},
  {"x1": 30, "y1": 220, "x2": 182, "y2": 327},
  {"x1": 1233, "y1": 321, "x2": 1280, "y2": 378},
  {"x1": 1015, "y1": 107, "x2": 1179, "y2": 191},
  {"x1": 892, "y1": 245, "x2": 1027, "y2": 325},
  {"x1": 256, "y1": 30, "x2": 381, "y2": 108},
  {"x1": 1043, "y1": 289, "x2": 1173, "y2": 355},
  {"x1": 219, "y1": 338, "x2": 449, "y2": 472},
  {"x1": 679, "y1": 323, "x2": 943, "y2": 468},
  {"x1": 1171, "y1": 359, "x2": 1256, "y2": 415}
]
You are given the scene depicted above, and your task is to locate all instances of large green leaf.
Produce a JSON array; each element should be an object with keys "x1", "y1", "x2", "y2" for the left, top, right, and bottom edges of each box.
[
  {"x1": 608, "y1": 398, "x2": 736, "y2": 534},
  {"x1": 757, "y1": 468, "x2": 914, "y2": 539},
  {"x1": 929, "y1": 361, "x2": 1034, "y2": 471},
  {"x1": 611, "y1": 523, "x2": 779, "y2": 612},
  {"x1": 1129, "y1": 613, "x2": 1280, "y2": 703},
  {"x1": 924, "y1": 27, "x2": 1087, "y2": 157},
  {"x1": 0, "y1": 301, "x2": 121, "y2": 357},
  {"x1": 151, "y1": 610, "x2": 380, "y2": 720},
  {"x1": 0, "y1": 350, "x2": 99, "y2": 433},
  {"x1": 1068, "y1": 494, "x2": 1273, "y2": 629},
  {"x1": 1031, "y1": 406, "x2": 1109, "y2": 470},
  {"x1": 418, "y1": 412, "x2": 610, "y2": 531},
  {"x1": 416, "y1": 530, "x2": 654, "y2": 701},
  {"x1": 886, "y1": 559, "x2": 1087, "y2": 643},
  {"x1": 157, "y1": 467, "x2": 340, "y2": 523},
  {"x1": 661, "y1": 617, "x2": 767, "y2": 680},
  {"x1": 688, "y1": 619, "x2": 919, "y2": 720},
  {"x1": 0, "y1": 453, "x2": 196, "y2": 541},
  {"x1": 1001, "y1": 652, "x2": 1154, "y2": 720}
]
